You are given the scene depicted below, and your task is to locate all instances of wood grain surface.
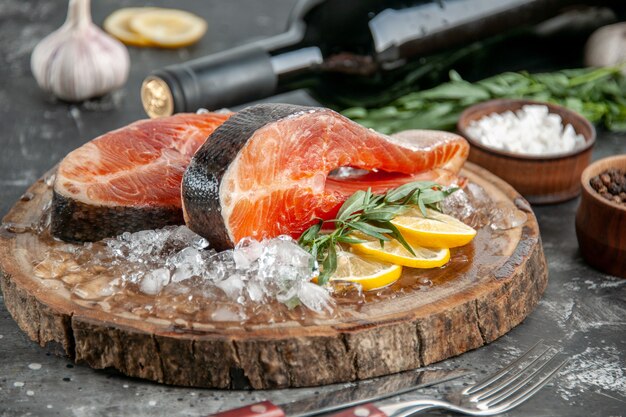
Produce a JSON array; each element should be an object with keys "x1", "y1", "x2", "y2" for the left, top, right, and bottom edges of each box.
[{"x1": 0, "y1": 162, "x2": 548, "y2": 389}]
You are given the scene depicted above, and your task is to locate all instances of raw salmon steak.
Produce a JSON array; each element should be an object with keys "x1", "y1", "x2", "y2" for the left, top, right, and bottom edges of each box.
[
  {"x1": 52, "y1": 112, "x2": 230, "y2": 242},
  {"x1": 182, "y1": 104, "x2": 468, "y2": 251}
]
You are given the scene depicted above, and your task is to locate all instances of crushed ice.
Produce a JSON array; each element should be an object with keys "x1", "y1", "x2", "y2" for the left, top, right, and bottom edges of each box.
[
  {"x1": 112, "y1": 228, "x2": 333, "y2": 314},
  {"x1": 36, "y1": 226, "x2": 333, "y2": 316}
]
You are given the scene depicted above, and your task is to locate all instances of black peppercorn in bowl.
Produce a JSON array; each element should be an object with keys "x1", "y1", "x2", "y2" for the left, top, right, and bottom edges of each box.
[{"x1": 575, "y1": 154, "x2": 626, "y2": 278}]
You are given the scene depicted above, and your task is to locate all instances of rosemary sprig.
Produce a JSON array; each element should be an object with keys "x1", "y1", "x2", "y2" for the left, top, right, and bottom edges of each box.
[{"x1": 298, "y1": 181, "x2": 457, "y2": 286}]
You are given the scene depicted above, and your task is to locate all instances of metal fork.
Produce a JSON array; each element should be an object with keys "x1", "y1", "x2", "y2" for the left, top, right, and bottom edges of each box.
[{"x1": 378, "y1": 340, "x2": 568, "y2": 417}]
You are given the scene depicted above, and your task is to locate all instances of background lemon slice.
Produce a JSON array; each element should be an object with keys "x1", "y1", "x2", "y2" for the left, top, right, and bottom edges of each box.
[
  {"x1": 330, "y1": 251, "x2": 402, "y2": 291},
  {"x1": 351, "y1": 237, "x2": 450, "y2": 268},
  {"x1": 129, "y1": 9, "x2": 207, "y2": 48},
  {"x1": 103, "y1": 8, "x2": 157, "y2": 47},
  {"x1": 391, "y1": 208, "x2": 476, "y2": 248}
]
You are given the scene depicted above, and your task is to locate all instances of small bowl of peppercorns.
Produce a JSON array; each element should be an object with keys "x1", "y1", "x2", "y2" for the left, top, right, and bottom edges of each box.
[{"x1": 576, "y1": 154, "x2": 626, "y2": 278}]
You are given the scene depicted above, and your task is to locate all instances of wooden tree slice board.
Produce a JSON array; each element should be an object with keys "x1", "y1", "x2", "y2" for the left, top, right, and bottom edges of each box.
[{"x1": 0, "y1": 162, "x2": 547, "y2": 389}]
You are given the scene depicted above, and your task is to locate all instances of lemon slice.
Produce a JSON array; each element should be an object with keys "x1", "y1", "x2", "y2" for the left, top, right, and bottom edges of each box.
[
  {"x1": 329, "y1": 251, "x2": 402, "y2": 291},
  {"x1": 129, "y1": 9, "x2": 207, "y2": 48},
  {"x1": 351, "y1": 235, "x2": 450, "y2": 269},
  {"x1": 391, "y1": 208, "x2": 477, "y2": 248},
  {"x1": 103, "y1": 8, "x2": 157, "y2": 47}
]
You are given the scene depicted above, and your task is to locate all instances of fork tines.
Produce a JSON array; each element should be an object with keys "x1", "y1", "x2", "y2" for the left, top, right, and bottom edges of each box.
[{"x1": 464, "y1": 340, "x2": 568, "y2": 409}]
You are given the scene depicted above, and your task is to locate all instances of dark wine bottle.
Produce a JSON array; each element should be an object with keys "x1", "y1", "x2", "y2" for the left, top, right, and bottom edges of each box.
[{"x1": 141, "y1": 0, "x2": 587, "y2": 117}]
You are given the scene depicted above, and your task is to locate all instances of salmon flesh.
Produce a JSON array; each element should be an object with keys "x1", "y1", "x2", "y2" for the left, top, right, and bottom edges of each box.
[
  {"x1": 51, "y1": 112, "x2": 230, "y2": 242},
  {"x1": 182, "y1": 104, "x2": 468, "y2": 251}
]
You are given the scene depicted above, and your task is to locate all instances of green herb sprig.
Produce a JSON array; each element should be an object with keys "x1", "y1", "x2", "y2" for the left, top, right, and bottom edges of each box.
[
  {"x1": 341, "y1": 67, "x2": 626, "y2": 134},
  {"x1": 298, "y1": 182, "x2": 457, "y2": 286}
]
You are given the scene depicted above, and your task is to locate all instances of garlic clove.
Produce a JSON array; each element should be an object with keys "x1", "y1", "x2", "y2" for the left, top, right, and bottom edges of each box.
[
  {"x1": 31, "y1": 0, "x2": 130, "y2": 102},
  {"x1": 584, "y1": 22, "x2": 626, "y2": 75}
]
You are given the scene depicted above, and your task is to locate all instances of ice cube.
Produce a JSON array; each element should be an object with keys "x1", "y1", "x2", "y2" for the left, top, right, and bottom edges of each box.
[
  {"x1": 167, "y1": 247, "x2": 205, "y2": 282},
  {"x1": 204, "y1": 250, "x2": 236, "y2": 282},
  {"x1": 112, "y1": 228, "x2": 172, "y2": 263},
  {"x1": 165, "y1": 226, "x2": 210, "y2": 251},
  {"x1": 297, "y1": 281, "x2": 335, "y2": 314},
  {"x1": 258, "y1": 237, "x2": 314, "y2": 282},
  {"x1": 130, "y1": 230, "x2": 160, "y2": 249},
  {"x1": 140, "y1": 268, "x2": 171, "y2": 295},
  {"x1": 106, "y1": 238, "x2": 127, "y2": 258},
  {"x1": 244, "y1": 279, "x2": 266, "y2": 302},
  {"x1": 233, "y1": 237, "x2": 263, "y2": 270},
  {"x1": 216, "y1": 274, "x2": 245, "y2": 301},
  {"x1": 441, "y1": 189, "x2": 472, "y2": 220},
  {"x1": 168, "y1": 247, "x2": 203, "y2": 267},
  {"x1": 121, "y1": 271, "x2": 143, "y2": 284},
  {"x1": 171, "y1": 263, "x2": 199, "y2": 283},
  {"x1": 490, "y1": 203, "x2": 528, "y2": 231},
  {"x1": 275, "y1": 284, "x2": 301, "y2": 309},
  {"x1": 441, "y1": 183, "x2": 493, "y2": 229}
]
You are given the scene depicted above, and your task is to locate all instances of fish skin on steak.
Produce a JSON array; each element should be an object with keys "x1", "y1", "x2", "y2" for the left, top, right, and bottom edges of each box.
[
  {"x1": 182, "y1": 103, "x2": 468, "y2": 251},
  {"x1": 51, "y1": 112, "x2": 230, "y2": 242}
]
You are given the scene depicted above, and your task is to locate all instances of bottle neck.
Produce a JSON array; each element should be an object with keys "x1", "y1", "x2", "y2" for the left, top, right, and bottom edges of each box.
[
  {"x1": 142, "y1": 0, "x2": 584, "y2": 116},
  {"x1": 270, "y1": 46, "x2": 323, "y2": 84}
]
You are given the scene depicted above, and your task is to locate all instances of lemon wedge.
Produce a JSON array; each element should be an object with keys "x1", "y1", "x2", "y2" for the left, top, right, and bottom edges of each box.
[
  {"x1": 103, "y1": 8, "x2": 157, "y2": 47},
  {"x1": 351, "y1": 235, "x2": 450, "y2": 269},
  {"x1": 391, "y1": 208, "x2": 477, "y2": 248},
  {"x1": 129, "y1": 9, "x2": 207, "y2": 48},
  {"x1": 330, "y1": 251, "x2": 402, "y2": 291}
]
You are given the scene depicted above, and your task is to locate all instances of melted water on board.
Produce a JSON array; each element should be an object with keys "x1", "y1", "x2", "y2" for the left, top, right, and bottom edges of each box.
[{"x1": 9, "y1": 182, "x2": 526, "y2": 327}]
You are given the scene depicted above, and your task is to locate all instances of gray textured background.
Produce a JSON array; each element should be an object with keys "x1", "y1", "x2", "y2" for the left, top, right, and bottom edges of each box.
[{"x1": 0, "y1": 1, "x2": 625, "y2": 416}]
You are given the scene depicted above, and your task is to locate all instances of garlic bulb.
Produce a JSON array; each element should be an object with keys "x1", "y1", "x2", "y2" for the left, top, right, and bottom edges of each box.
[
  {"x1": 31, "y1": 0, "x2": 130, "y2": 102},
  {"x1": 584, "y1": 23, "x2": 626, "y2": 75}
]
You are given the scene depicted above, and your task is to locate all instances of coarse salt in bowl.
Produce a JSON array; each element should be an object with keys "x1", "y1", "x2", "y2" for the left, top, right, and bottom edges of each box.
[
  {"x1": 457, "y1": 99, "x2": 596, "y2": 204},
  {"x1": 465, "y1": 104, "x2": 586, "y2": 156}
]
